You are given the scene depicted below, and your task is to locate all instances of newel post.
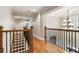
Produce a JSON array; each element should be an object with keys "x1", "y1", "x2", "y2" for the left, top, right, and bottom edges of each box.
[
  {"x1": 44, "y1": 26, "x2": 47, "y2": 48},
  {"x1": 44, "y1": 26, "x2": 47, "y2": 43},
  {"x1": 30, "y1": 26, "x2": 33, "y2": 52},
  {"x1": 30, "y1": 26, "x2": 33, "y2": 39},
  {"x1": 0, "y1": 26, "x2": 3, "y2": 53}
]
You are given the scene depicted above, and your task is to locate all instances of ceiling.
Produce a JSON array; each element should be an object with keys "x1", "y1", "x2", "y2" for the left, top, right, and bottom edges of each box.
[
  {"x1": 49, "y1": 6, "x2": 79, "y2": 18},
  {"x1": 11, "y1": 6, "x2": 59, "y2": 18},
  {"x1": 11, "y1": 6, "x2": 79, "y2": 20}
]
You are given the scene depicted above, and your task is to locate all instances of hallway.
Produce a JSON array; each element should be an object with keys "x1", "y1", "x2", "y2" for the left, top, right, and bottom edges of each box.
[
  {"x1": 0, "y1": 0, "x2": 78, "y2": 59},
  {"x1": 0, "y1": 6, "x2": 79, "y2": 53}
]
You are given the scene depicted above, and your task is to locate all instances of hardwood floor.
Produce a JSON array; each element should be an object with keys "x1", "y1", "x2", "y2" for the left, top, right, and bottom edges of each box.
[{"x1": 32, "y1": 37, "x2": 64, "y2": 53}]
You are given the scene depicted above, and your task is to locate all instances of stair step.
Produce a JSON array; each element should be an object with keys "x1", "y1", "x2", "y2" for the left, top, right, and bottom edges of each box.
[
  {"x1": 13, "y1": 42, "x2": 24, "y2": 45},
  {"x1": 12, "y1": 44, "x2": 24, "y2": 47},
  {"x1": 13, "y1": 39, "x2": 24, "y2": 42},
  {"x1": 13, "y1": 48, "x2": 25, "y2": 53},
  {"x1": 11, "y1": 32, "x2": 26, "y2": 53},
  {"x1": 13, "y1": 45, "x2": 25, "y2": 49},
  {"x1": 12, "y1": 42, "x2": 24, "y2": 45},
  {"x1": 13, "y1": 47, "x2": 25, "y2": 51},
  {"x1": 12, "y1": 40, "x2": 24, "y2": 43},
  {"x1": 13, "y1": 42, "x2": 24, "y2": 44},
  {"x1": 13, "y1": 43, "x2": 24, "y2": 46}
]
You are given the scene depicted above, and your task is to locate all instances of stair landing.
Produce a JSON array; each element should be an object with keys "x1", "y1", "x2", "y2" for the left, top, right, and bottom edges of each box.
[{"x1": 32, "y1": 37, "x2": 64, "y2": 53}]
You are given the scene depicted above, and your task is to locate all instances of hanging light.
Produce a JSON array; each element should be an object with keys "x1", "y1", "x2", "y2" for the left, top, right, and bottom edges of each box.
[
  {"x1": 66, "y1": 10, "x2": 70, "y2": 29},
  {"x1": 66, "y1": 10, "x2": 74, "y2": 29}
]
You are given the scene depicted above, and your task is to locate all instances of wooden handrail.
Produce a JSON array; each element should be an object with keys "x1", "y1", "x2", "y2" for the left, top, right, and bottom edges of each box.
[
  {"x1": 2, "y1": 29, "x2": 31, "y2": 32},
  {"x1": 44, "y1": 26, "x2": 79, "y2": 53},
  {"x1": 46, "y1": 28, "x2": 79, "y2": 32},
  {"x1": 0, "y1": 26, "x2": 3, "y2": 53},
  {"x1": 0, "y1": 26, "x2": 34, "y2": 53}
]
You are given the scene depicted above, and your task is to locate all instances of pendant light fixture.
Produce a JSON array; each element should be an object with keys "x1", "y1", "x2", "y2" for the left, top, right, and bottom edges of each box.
[
  {"x1": 63, "y1": 9, "x2": 74, "y2": 29},
  {"x1": 66, "y1": 10, "x2": 70, "y2": 29}
]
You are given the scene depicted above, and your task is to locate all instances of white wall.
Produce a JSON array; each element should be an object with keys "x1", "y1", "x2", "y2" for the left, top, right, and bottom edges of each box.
[
  {"x1": 45, "y1": 15, "x2": 61, "y2": 28},
  {"x1": 43, "y1": 13, "x2": 61, "y2": 41},
  {"x1": 14, "y1": 19, "x2": 33, "y2": 30},
  {"x1": 0, "y1": 6, "x2": 14, "y2": 30},
  {"x1": 0, "y1": 6, "x2": 14, "y2": 53},
  {"x1": 33, "y1": 9, "x2": 61, "y2": 40},
  {"x1": 33, "y1": 13, "x2": 43, "y2": 40}
]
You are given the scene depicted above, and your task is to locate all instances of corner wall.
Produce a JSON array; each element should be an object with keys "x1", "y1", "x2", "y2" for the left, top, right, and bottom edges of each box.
[
  {"x1": 33, "y1": 13, "x2": 44, "y2": 40},
  {"x1": 33, "y1": 10, "x2": 61, "y2": 40}
]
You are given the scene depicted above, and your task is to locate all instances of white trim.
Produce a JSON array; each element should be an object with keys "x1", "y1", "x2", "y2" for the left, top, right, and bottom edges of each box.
[{"x1": 33, "y1": 35, "x2": 44, "y2": 40}]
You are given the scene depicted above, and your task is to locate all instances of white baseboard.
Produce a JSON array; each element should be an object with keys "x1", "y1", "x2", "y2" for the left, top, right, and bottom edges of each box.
[{"x1": 33, "y1": 35, "x2": 44, "y2": 40}]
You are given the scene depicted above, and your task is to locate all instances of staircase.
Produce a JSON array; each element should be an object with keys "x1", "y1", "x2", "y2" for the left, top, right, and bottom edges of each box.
[{"x1": 11, "y1": 32, "x2": 26, "y2": 53}]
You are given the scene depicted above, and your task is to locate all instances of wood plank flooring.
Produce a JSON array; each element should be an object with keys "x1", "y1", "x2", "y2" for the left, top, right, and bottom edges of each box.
[{"x1": 32, "y1": 37, "x2": 64, "y2": 53}]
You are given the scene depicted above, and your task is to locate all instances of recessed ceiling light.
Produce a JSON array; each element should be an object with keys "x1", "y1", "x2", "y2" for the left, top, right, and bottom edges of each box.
[{"x1": 32, "y1": 9, "x2": 37, "y2": 12}]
